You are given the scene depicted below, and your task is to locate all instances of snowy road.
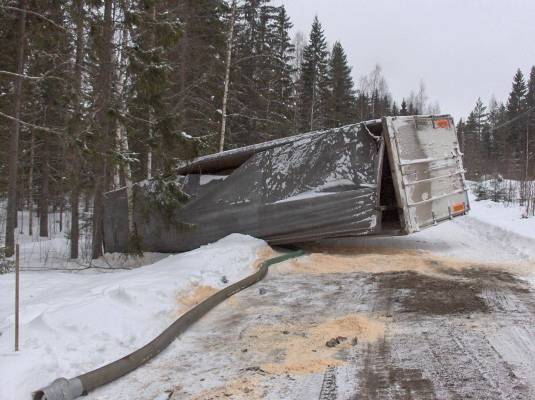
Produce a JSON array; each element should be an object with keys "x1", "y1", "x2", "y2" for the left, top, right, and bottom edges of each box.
[{"x1": 86, "y1": 215, "x2": 535, "y2": 400}]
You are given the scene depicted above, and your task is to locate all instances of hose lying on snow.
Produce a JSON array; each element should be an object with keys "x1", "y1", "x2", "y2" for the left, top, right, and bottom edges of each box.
[{"x1": 33, "y1": 250, "x2": 305, "y2": 400}]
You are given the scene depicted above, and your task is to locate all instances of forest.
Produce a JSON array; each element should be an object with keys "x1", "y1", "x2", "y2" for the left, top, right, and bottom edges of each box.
[{"x1": 0, "y1": 0, "x2": 534, "y2": 261}]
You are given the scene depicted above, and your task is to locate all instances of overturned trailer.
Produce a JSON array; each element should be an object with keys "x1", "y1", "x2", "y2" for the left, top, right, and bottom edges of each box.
[{"x1": 103, "y1": 115, "x2": 469, "y2": 253}]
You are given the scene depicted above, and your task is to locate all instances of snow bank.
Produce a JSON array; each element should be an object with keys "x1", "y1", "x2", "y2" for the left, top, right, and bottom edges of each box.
[
  {"x1": 0, "y1": 234, "x2": 267, "y2": 400},
  {"x1": 468, "y1": 192, "x2": 535, "y2": 241}
]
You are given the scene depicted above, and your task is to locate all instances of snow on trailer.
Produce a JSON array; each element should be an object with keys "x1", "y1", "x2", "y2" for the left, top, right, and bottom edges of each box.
[{"x1": 103, "y1": 115, "x2": 469, "y2": 253}]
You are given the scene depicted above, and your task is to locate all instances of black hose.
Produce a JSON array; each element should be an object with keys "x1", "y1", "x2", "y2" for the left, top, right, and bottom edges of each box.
[{"x1": 33, "y1": 250, "x2": 305, "y2": 400}]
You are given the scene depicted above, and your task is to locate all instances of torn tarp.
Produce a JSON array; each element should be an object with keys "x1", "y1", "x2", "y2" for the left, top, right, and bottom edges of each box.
[{"x1": 103, "y1": 123, "x2": 384, "y2": 253}]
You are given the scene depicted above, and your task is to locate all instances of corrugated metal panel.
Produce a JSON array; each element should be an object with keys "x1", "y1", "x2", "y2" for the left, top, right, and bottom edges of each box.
[{"x1": 104, "y1": 123, "x2": 383, "y2": 253}]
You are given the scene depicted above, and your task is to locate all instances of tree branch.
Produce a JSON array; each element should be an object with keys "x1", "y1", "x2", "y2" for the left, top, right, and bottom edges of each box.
[
  {"x1": 0, "y1": 110, "x2": 62, "y2": 134},
  {"x1": 0, "y1": 69, "x2": 63, "y2": 81},
  {"x1": 3, "y1": 5, "x2": 69, "y2": 33}
]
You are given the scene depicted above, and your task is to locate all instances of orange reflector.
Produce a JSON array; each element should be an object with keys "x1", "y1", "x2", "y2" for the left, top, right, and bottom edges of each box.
[
  {"x1": 452, "y1": 202, "x2": 465, "y2": 214},
  {"x1": 435, "y1": 119, "x2": 450, "y2": 129}
]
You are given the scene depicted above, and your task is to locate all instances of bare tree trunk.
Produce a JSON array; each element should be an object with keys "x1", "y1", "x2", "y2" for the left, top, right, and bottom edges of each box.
[
  {"x1": 115, "y1": 3, "x2": 135, "y2": 238},
  {"x1": 19, "y1": 171, "x2": 24, "y2": 234},
  {"x1": 5, "y1": 0, "x2": 27, "y2": 257},
  {"x1": 310, "y1": 79, "x2": 316, "y2": 131},
  {"x1": 39, "y1": 130, "x2": 49, "y2": 237},
  {"x1": 91, "y1": 0, "x2": 114, "y2": 259},
  {"x1": 178, "y1": 3, "x2": 188, "y2": 132},
  {"x1": 145, "y1": 2, "x2": 156, "y2": 177},
  {"x1": 92, "y1": 0, "x2": 114, "y2": 259},
  {"x1": 59, "y1": 196, "x2": 63, "y2": 232},
  {"x1": 28, "y1": 130, "x2": 34, "y2": 236},
  {"x1": 219, "y1": 0, "x2": 237, "y2": 153},
  {"x1": 147, "y1": 114, "x2": 153, "y2": 179},
  {"x1": 84, "y1": 191, "x2": 89, "y2": 212},
  {"x1": 526, "y1": 112, "x2": 530, "y2": 181},
  {"x1": 70, "y1": 0, "x2": 84, "y2": 259},
  {"x1": 70, "y1": 185, "x2": 80, "y2": 258}
]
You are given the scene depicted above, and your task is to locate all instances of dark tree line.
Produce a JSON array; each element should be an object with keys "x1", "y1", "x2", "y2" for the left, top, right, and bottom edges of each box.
[
  {"x1": 459, "y1": 67, "x2": 535, "y2": 182},
  {"x1": 0, "y1": 0, "x2": 437, "y2": 259}
]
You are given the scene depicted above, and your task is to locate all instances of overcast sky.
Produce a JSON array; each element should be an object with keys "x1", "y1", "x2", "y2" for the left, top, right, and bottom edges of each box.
[{"x1": 276, "y1": 0, "x2": 535, "y2": 120}]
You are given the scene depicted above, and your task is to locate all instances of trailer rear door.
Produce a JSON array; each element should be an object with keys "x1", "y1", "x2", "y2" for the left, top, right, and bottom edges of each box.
[{"x1": 383, "y1": 115, "x2": 469, "y2": 233}]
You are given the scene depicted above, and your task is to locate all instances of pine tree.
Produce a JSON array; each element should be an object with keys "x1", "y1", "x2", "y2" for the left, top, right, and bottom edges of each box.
[
  {"x1": 298, "y1": 16, "x2": 329, "y2": 131},
  {"x1": 326, "y1": 41, "x2": 356, "y2": 128}
]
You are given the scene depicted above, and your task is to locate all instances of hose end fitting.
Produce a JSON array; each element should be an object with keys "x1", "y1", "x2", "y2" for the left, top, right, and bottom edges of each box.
[{"x1": 33, "y1": 378, "x2": 84, "y2": 400}]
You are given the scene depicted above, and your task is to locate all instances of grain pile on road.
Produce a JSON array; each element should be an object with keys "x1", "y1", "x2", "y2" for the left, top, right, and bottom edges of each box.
[
  {"x1": 278, "y1": 247, "x2": 530, "y2": 278},
  {"x1": 244, "y1": 314, "x2": 384, "y2": 375}
]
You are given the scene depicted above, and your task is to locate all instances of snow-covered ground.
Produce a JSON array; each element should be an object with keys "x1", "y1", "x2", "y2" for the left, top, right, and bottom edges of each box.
[
  {"x1": 0, "y1": 234, "x2": 268, "y2": 400},
  {"x1": 467, "y1": 192, "x2": 535, "y2": 242},
  {"x1": 0, "y1": 190, "x2": 534, "y2": 400},
  {"x1": 324, "y1": 192, "x2": 535, "y2": 266}
]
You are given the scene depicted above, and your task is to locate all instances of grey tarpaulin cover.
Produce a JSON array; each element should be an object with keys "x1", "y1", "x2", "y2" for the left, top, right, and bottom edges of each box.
[{"x1": 103, "y1": 123, "x2": 384, "y2": 253}]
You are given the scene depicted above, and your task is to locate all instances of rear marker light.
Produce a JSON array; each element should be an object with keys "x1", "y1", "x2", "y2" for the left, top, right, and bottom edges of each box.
[
  {"x1": 452, "y1": 202, "x2": 465, "y2": 214},
  {"x1": 435, "y1": 119, "x2": 450, "y2": 129}
]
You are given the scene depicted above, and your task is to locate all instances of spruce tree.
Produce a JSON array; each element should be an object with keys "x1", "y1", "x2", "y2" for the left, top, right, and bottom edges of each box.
[
  {"x1": 3, "y1": 0, "x2": 27, "y2": 254},
  {"x1": 464, "y1": 110, "x2": 479, "y2": 178},
  {"x1": 298, "y1": 16, "x2": 329, "y2": 131},
  {"x1": 228, "y1": 0, "x2": 288, "y2": 145},
  {"x1": 269, "y1": 6, "x2": 295, "y2": 138},
  {"x1": 527, "y1": 66, "x2": 535, "y2": 112},
  {"x1": 326, "y1": 41, "x2": 356, "y2": 127},
  {"x1": 391, "y1": 101, "x2": 399, "y2": 116},
  {"x1": 126, "y1": 0, "x2": 181, "y2": 177},
  {"x1": 457, "y1": 118, "x2": 465, "y2": 156},
  {"x1": 227, "y1": 0, "x2": 268, "y2": 146},
  {"x1": 26, "y1": 1, "x2": 72, "y2": 238},
  {"x1": 254, "y1": 3, "x2": 295, "y2": 141},
  {"x1": 400, "y1": 99, "x2": 408, "y2": 116},
  {"x1": 381, "y1": 94, "x2": 392, "y2": 116},
  {"x1": 527, "y1": 66, "x2": 535, "y2": 177},
  {"x1": 355, "y1": 92, "x2": 369, "y2": 121},
  {"x1": 463, "y1": 98, "x2": 491, "y2": 177},
  {"x1": 506, "y1": 68, "x2": 527, "y2": 177},
  {"x1": 172, "y1": 0, "x2": 227, "y2": 143}
]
